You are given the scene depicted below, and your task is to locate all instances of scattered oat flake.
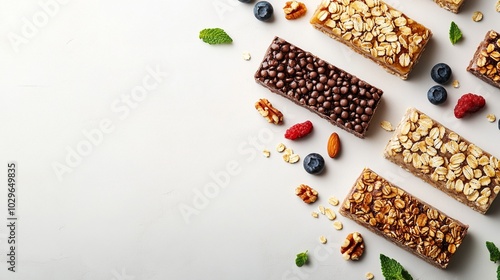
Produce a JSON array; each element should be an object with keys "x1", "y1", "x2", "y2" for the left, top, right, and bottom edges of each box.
[
  {"x1": 242, "y1": 51, "x2": 251, "y2": 61},
  {"x1": 311, "y1": 211, "x2": 319, "y2": 218},
  {"x1": 472, "y1": 11, "x2": 483, "y2": 22},
  {"x1": 288, "y1": 153, "x2": 300, "y2": 163},
  {"x1": 487, "y1": 114, "x2": 496, "y2": 122},
  {"x1": 319, "y1": 205, "x2": 326, "y2": 215},
  {"x1": 325, "y1": 208, "x2": 336, "y2": 220},
  {"x1": 365, "y1": 272, "x2": 375, "y2": 280},
  {"x1": 380, "y1": 121, "x2": 394, "y2": 131},
  {"x1": 328, "y1": 196, "x2": 339, "y2": 206},
  {"x1": 496, "y1": 0, "x2": 500, "y2": 12},
  {"x1": 333, "y1": 221, "x2": 343, "y2": 230},
  {"x1": 319, "y1": 235, "x2": 327, "y2": 244},
  {"x1": 263, "y1": 150, "x2": 271, "y2": 157},
  {"x1": 276, "y1": 143, "x2": 286, "y2": 152},
  {"x1": 452, "y1": 80, "x2": 460, "y2": 88}
]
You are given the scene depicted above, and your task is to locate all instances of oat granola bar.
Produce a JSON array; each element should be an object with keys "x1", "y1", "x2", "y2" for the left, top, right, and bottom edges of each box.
[
  {"x1": 310, "y1": 0, "x2": 432, "y2": 79},
  {"x1": 467, "y1": 30, "x2": 500, "y2": 89},
  {"x1": 384, "y1": 107, "x2": 500, "y2": 214},
  {"x1": 254, "y1": 36, "x2": 383, "y2": 138},
  {"x1": 433, "y1": 0, "x2": 465, "y2": 13},
  {"x1": 340, "y1": 168, "x2": 469, "y2": 269}
]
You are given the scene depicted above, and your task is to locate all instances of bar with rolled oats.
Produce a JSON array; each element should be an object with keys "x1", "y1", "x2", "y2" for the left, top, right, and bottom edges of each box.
[
  {"x1": 467, "y1": 30, "x2": 500, "y2": 89},
  {"x1": 433, "y1": 0, "x2": 465, "y2": 13},
  {"x1": 310, "y1": 0, "x2": 432, "y2": 79},
  {"x1": 340, "y1": 167, "x2": 469, "y2": 269},
  {"x1": 384, "y1": 107, "x2": 500, "y2": 214}
]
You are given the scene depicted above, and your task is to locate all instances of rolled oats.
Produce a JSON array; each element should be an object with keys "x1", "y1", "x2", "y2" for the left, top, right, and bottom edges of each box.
[
  {"x1": 310, "y1": 0, "x2": 432, "y2": 79},
  {"x1": 319, "y1": 235, "x2": 328, "y2": 243},
  {"x1": 333, "y1": 221, "x2": 343, "y2": 230},
  {"x1": 384, "y1": 107, "x2": 500, "y2": 214},
  {"x1": 472, "y1": 11, "x2": 483, "y2": 22}
]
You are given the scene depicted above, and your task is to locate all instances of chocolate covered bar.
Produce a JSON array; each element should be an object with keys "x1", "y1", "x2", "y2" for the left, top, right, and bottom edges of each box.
[
  {"x1": 340, "y1": 168, "x2": 469, "y2": 269},
  {"x1": 254, "y1": 36, "x2": 383, "y2": 138},
  {"x1": 467, "y1": 30, "x2": 500, "y2": 89},
  {"x1": 310, "y1": 0, "x2": 432, "y2": 79},
  {"x1": 433, "y1": 0, "x2": 465, "y2": 13},
  {"x1": 384, "y1": 108, "x2": 500, "y2": 214}
]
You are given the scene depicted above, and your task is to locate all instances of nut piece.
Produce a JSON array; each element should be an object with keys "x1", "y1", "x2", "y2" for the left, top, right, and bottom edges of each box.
[
  {"x1": 242, "y1": 51, "x2": 251, "y2": 61},
  {"x1": 365, "y1": 272, "x2": 374, "y2": 280},
  {"x1": 283, "y1": 1, "x2": 307, "y2": 20},
  {"x1": 472, "y1": 11, "x2": 483, "y2": 22},
  {"x1": 340, "y1": 232, "x2": 365, "y2": 261},
  {"x1": 255, "y1": 98, "x2": 284, "y2": 124},
  {"x1": 327, "y1": 132, "x2": 341, "y2": 158},
  {"x1": 296, "y1": 184, "x2": 318, "y2": 204}
]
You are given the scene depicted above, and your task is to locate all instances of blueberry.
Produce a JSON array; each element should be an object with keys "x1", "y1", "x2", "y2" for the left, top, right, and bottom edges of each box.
[
  {"x1": 303, "y1": 153, "x2": 325, "y2": 175},
  {"x1": 254, "y1": 1, "x2": 273, "y2": 21},
  {"x1": 427, "y1": 85, "x2": 448, "y2": 105},
  {"x1": 431, "y1": 63, "x2": 452, "y2": 84}
]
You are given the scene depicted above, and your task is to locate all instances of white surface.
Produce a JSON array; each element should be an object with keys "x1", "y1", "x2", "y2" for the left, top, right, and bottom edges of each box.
[{"x1": 1, "y1": 0, "x2": 500, "y2": 279}]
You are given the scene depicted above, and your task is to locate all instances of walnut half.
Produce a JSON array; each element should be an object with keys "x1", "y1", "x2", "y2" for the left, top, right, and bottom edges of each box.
[
  {"x1": 255, "y1": 98, "x2": 283, "y2": 125},
  {"x1": 283, "y1": 1, "x2": 307, "y2": 20},
  {"x1": 340, "y1": 232, "x2": 365, "y2": 261},
  {"x1": 295, "y1": 184, "x2": 318, "y2": 204}
]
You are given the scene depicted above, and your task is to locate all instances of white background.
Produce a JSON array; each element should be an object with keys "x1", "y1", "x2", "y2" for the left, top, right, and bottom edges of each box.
[{"x1": 0, "y1": 0, "x2": 500, "y2": 279}]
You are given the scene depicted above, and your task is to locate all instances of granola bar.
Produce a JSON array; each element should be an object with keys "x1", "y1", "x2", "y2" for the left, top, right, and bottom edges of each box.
[
  {"x1": 310, "y1": 0, "x2": 432, "y2": 79},
  {"x1": 433, "y1": 0, "x2": 465, "y2": 13},
  {"x1": 254, "y1": 36, "x2": 383, "y2": 138},
  {"x1": 467, "y1": 30, "x2": 500, "y2": 89},
  {"x1": 384, "y1": 107, "x2": 500, "y2": 214},
  {"x1": 340, "y1": 168, "x2": 469, "y2": 269}
]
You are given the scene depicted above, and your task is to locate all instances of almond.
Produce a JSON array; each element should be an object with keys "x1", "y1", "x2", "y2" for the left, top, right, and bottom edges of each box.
[{"x1": 327, "y1": 132, "x2": 340, "y2": 158}]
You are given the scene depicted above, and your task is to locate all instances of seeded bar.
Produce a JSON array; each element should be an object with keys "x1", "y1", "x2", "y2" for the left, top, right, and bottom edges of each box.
[
  {"x1": 340, "y1": 168, "x2": 469, "y2": 269},
  {"x1": 254, "y1": 36, "x2": 383, "y2": 138},
  {"x1": 310, "y1": 0, "x2": 432, "y2": 79},
  {"x1": 384, "y1": 107, "x2": 500, "y2": 214},
  {"x1": 433, "y1": 0, "x2": 465, "y2": 13},
  {"x1": 467, "y1": 30, "x2": 500, "y2": 89}
]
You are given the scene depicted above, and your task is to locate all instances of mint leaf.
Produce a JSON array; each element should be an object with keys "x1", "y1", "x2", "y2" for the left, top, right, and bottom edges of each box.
[
  {"x1": 497, "y1": 265, "x2": 500, "y2": 280},
  {"x1": 380, "y1": 254, "x2": 413, "y2": 280},
  {"x1": 449, "y1": 21, "x2": 462, "y2": 45},
  {"x1": 199, "y1": 28, "x2": 233, "y2": 45},
  {"x1": 295, "y1": 250, "x2": 308, "y2": 267},
  {"x1": 487, "y1": 241, "x2": 500, "y2": 263}
]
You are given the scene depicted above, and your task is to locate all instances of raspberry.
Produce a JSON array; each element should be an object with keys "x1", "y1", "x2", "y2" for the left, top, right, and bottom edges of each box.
[
  {"x1": 453, "y1": 93, "x2": 485, "y2": 119},
  {"x1": 285, "y1": 120, "x2": 313, "y2": 140}
]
